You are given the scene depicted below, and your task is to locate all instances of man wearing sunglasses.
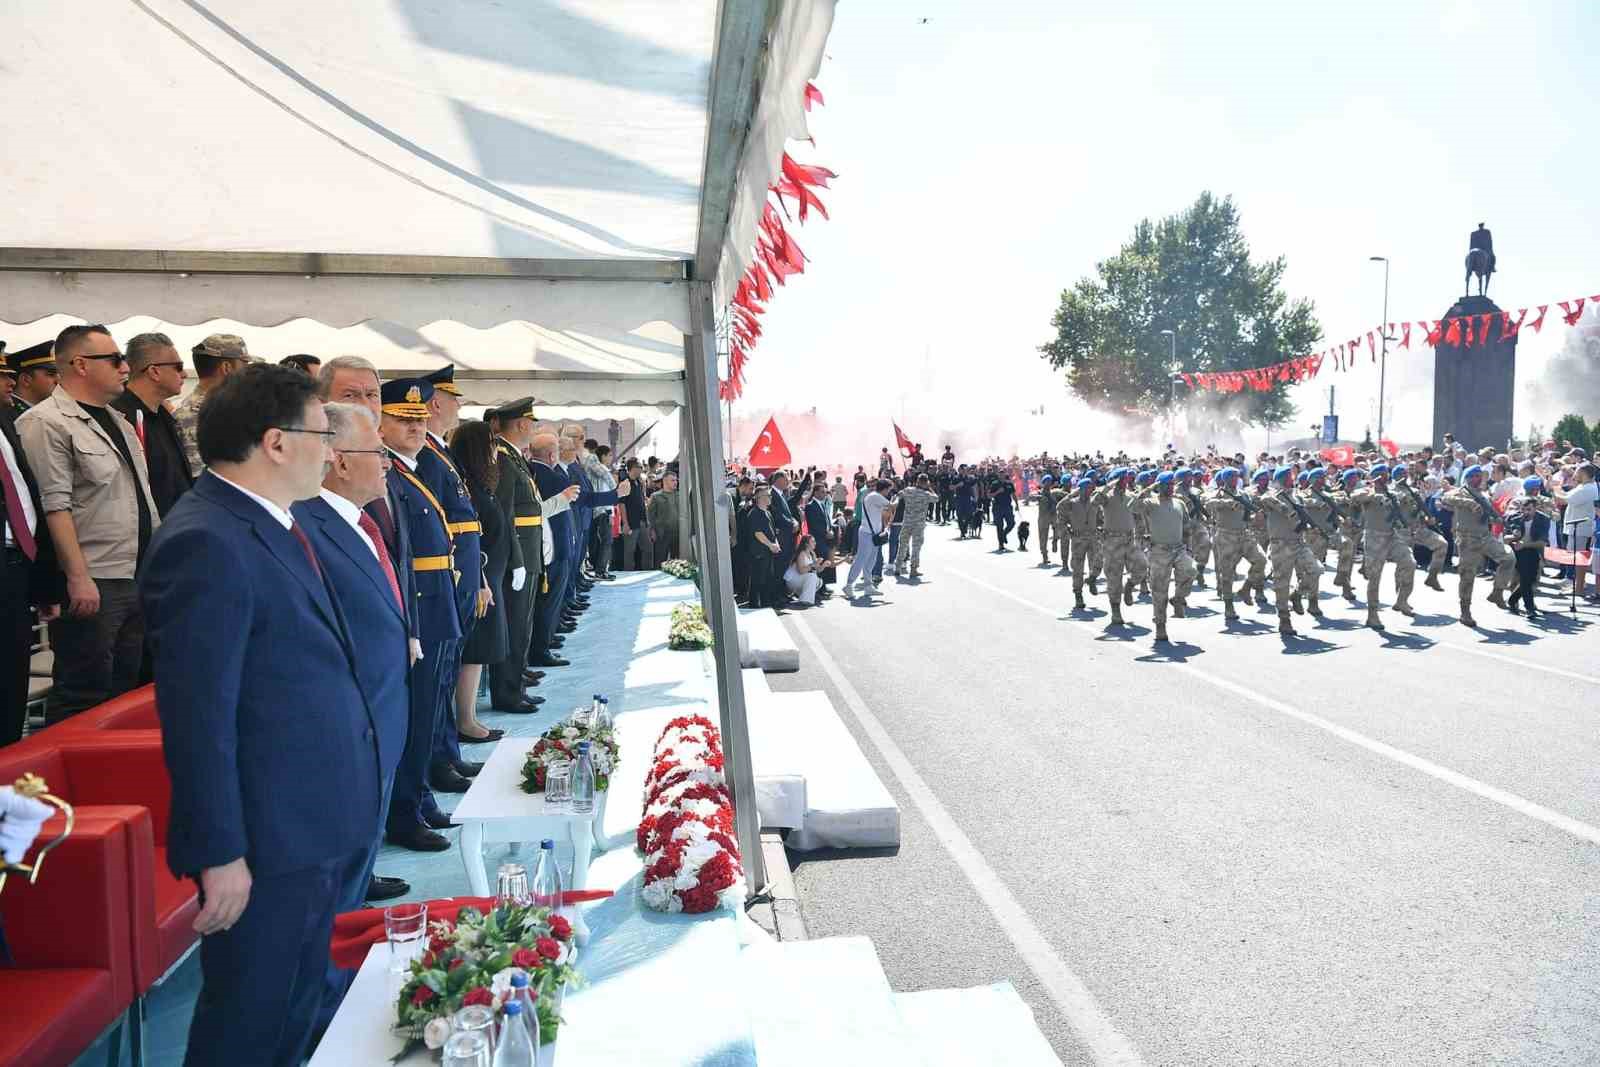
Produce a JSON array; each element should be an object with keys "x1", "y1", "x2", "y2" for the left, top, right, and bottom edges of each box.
[
  {"x1": 111, "y1": 332, "x2": 194, "y2": 516},
  {"x1": 16, "y1": 324, "x2": 160, "y2": 722}
]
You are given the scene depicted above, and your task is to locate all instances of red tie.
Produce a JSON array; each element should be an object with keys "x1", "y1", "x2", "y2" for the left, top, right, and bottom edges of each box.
[
  {"x1": 289, "y1": 521, "x2": 322, "y2": 579},
  {"x1": 0, "y1": 449, "x2": 36, "y2": 560},
  {"x1": 357, "y1": 511, "x2": 404, "y2": 609}
]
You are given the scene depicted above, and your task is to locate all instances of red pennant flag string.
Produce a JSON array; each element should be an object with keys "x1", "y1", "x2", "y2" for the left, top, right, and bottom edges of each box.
[
  {"x1": 1476, "y1": 313, "x2": 1494, "y2": 346},
  {"x1": 1464, "y1": 316, "x2": 1475, "y2": 346},
  {"x1": 1558, "y1": 298, "x2": 1586, "y2": 327},
  {"x1": 1425, "y1": 320, "x2": 1444, "y2": 346},
  {"x1": 1367, "y1": 330, "x2": 1376, "y2": 359},
  {"x1": 1500, "y1": 309, "x2": 1526, "y2": 341},
  {"x1": 1529, "y1": 305, "x2": 1549, "y2": 333},
  {"x1": 1182, "y1": 372, "x2": 1194, "y2": 388},
  {"x1": 1444, "y1": 318, "x2": 1463, "y2": 347},
  {"x1": 804, "y1": 82, "x2": 825, "y2": 111},
  {"x1": 1400, "y1": 322, "x2": 1411, "y2": 349}
]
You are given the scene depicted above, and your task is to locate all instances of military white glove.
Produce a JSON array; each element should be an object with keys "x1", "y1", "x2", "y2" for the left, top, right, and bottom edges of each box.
[
  {"x1": 0, "y1": 785, "x2": 56, "y2": 864},
  {"x1": 511, "y1": 566, "x2": 527, "y2": 592}
]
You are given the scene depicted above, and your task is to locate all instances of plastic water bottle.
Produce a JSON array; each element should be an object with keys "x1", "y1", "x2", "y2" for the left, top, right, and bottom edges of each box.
[
  {"x1": 507, "y1": 972, "x2": 542, "y2": 1056},
  {"x1": 532, "y1": 838, "x2": 563, "y2": 910},
  {"x1": 493, "y1": 1000, "x2": 535, "y2": 1066},
  {"x1": 590, "y1": 694, "x2": 602, "y2": 721},
  {"x1": 596, "y1": 696, "x2": 612, "y2": 730},
  {"x1": 571, "y1": 741, "x2": 595, "y2": 814}
]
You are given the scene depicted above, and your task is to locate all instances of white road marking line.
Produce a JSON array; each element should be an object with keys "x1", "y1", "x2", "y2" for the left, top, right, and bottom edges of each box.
[
  {"x1": 787, "y1": 613, "x2": 1146, "y2": 1067},
  {"x1": 1436, "y1": 641, "x2": 1600, "y2": 686},
  {"x1": 944, "y1": 567, "x2": 1600, "y2": 847}
]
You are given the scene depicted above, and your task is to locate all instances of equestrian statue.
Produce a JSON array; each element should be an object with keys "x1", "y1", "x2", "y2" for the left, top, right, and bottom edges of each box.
[{"x1": 1464, "y1": 222, "x2": 1495, "y2": 297}]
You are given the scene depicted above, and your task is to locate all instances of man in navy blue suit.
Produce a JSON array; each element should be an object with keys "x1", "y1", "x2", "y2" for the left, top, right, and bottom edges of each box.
[
  {"x1": 141, "y1": 365, "x2": 381, "y2": 1067},
  {"x1": 530, "y1": 432, "x2": 582, "y2": 662},
  {"x1": 379, "y1": 379, "x2": 466, "y2": 852},
  {"x1": 293, "y1": 402, "x2": 413, "y2": 1029}
]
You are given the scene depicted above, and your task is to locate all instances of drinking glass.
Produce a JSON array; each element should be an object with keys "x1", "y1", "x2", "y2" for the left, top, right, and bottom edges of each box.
[
  {"x1": 452, "y1": 1005, "x2": 497, "y2": 1061},
  {"x1": 384, "y1": 901, "x2": 427, "y2": 975},
  {"x1": 441, "y1": 1029, "x2": 492, "y2": 1067},
  {"x1": 495, "y1": 862, "x2": 532, "y2": 908},
  {"x1": 545, "y1": 760, "x2": 572, "y2": 809}
]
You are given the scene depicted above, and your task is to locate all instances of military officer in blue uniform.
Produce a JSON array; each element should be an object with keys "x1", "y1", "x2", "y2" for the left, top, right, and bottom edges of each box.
[{"x1": 378, "y1": 379, "x2": 466, "y2": 853}]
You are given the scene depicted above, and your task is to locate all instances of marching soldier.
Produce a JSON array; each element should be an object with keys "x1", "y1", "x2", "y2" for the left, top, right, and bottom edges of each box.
[
  {"x1": 1206, "y1": 468, "x2": 1267, "y2": 622},
  {"x1": 1348, "y1": 463, "x2": 1417, "y2": 628},
  {"x1": 1258, "y1": 467, "x2": 1324, "y2": 635},
  {"x1": 1131, "y1": 471, "x2": 1197, "y2": 643},
  {"x1": 1390, "y1": 465, "x2": 1448, "y2": 590},
  {"x1": 1246, "y1": 468, "x2": 1273, "y2": 608},
  {"x1": 1177, "y1": 468, "x2": 1213, "y2": 588},
  {"x1": 1091, "y1": 468, "x2": 1144, "y2": 625},
  {"x1": 1437, "y1": 464, "x2": 1515, "y2": 626},
  {"x1": 1036, "y1": 474, "x2": 1061, "y2": 565},
  {"x1": 1297, "y1": 469, "x2": 1334, "y2": 563},
  {"x1": 1331, "y1": 468, "x2": 1365, "y2": 600},
  {"x1": 1060, "y1": 474, "x2": 1102, "y2": 610},
  {"x1": 1127, "y1": 470, "x2": 1157, "y2": 606}
]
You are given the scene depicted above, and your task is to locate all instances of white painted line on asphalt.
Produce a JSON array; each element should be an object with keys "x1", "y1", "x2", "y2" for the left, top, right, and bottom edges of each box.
[
  {"x1": 787, "y1": 613, "x2": 1147, "y2": 1067},
  {"x1": 945, "y1": 567, "x2": 1600, "y2": 848},
  {"x1": 1436, "y1": 641, "x2": 1600, "y2": 686}
]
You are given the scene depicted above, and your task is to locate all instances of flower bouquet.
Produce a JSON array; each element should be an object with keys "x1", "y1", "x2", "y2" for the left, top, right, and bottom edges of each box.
[
  {"x1": 393, "y1": 902, "x2": 579, "y2": 1058},
  {"x1": 667, "y1": 602, "x2": 715, "y2": 650},
  {"x1": 636, "y1": 715, "x2": 745, "y2": 914},
  {"x1": 520, "y1": 719, "x2": 619, "y2": 794},
  {"x1": 660, "y1": 558, "x2": 700, "y2": 581}
]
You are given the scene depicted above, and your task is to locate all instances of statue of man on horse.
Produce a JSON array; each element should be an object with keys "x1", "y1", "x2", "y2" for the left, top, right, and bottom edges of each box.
[{"x1": 1465, "y1": 222, "x2": 1495, "y2": 296}]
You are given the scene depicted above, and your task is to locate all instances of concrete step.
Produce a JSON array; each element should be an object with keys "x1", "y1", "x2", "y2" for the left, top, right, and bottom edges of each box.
[
  {"x1": 741, "y1": 936, "x2": 923, "y2": 1067},
  {"x1": 742, "y1": 666, "x2": 773, "y2": 698},
  {"x1": 747, "y1": 690, "x2": 900, "y2": 851},
  {"x1": 737, "y1": 607, "x2": 800, "y2": 672},
  {"x1": 894, "y1": 982, "x2": 1064, "y2": 1066}
]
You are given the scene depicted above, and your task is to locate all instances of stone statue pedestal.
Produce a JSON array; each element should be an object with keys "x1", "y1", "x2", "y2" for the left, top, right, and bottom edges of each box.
[{"x1": 1431, "y1": 293, "x2": 1516, "y2": 451}]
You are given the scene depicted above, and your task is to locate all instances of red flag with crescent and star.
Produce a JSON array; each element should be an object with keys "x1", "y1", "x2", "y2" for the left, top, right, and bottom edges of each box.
[
  {"x1": 893, "y1": 421, "x2": 916, "y2": 458},
  {"x1": 748, "y1": 416, "x2": 792, "y2": 471}
]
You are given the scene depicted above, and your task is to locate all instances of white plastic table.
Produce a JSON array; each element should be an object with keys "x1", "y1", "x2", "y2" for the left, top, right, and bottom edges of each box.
[
  {"x1": 454, "y1": 738, "x2": 607, "y2": 945},
  {"x1": 309, "y1": 943, "x2": 557, "y2": 1066}
]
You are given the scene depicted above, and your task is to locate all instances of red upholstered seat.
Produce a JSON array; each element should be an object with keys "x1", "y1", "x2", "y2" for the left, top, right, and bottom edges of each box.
[
  {"x1": 59, "y1": 683, "x2": 160, "y2": 732},
  {"x1": 0, "y1": 814, "x2": 134, "y2": 1067},
  {"x1": 153, "y1": 846, "x2": 202, "y2": 973}
]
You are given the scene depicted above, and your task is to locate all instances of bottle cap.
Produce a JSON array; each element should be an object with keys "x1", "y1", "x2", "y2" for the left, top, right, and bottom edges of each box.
[
  {"x1": 510, "y1": 971, "x2": 528, "y2": 987},
  {"x1": 540, "y1": 838, "x2": 555, "y2": 849},
  {"x1": 504, "y1": 1000, "x2": 522, "y2": 1016},
  {"x1": 577, "y1": 740, "x2": 590, "y2": 752}
]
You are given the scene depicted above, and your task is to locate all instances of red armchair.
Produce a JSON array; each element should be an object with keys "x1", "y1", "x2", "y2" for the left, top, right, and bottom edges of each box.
[
  {"x1": 0, "y1": 741, "x2": 198, "y2": 994},
  {"x1": 0, "y1": 809, "x2": 136, "y2": 1067},
  {"x1": 58, "y1": 683, "x2": 160, "y2": 733}
]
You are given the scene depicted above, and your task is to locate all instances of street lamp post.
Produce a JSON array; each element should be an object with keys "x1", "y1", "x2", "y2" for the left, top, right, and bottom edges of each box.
[
  {"x1": 1370, "y1": 256, "x2": 1390, "y2": 442},
  {"x1": 1161, "y1": 328, "x2": 1178, "y2": 441}
]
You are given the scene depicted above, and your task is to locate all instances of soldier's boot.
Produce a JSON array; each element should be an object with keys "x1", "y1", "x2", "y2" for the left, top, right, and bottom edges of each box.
[
  {"x1": 1307, "y1": 599, "x2": 1325, "y2": 619},
  {"x1": 1253, "y1": 582, "x2": 1269, "y2": 608},
  {"x1": 1394, "y1": 597, "x2": 1415, "y2": 617},
  {"x1": 1425, "y1": 570, "x2": 1444, "y2": 592},
  {"x1": 1366, "y1": 606, "x2": 1385, "y2": 630},
  {"x1": 1123, "y1": 582, "x2": 1136, "y2": 606},
  {"x1": 1089, "y1": 576, "x2": 1099, "y2": 596},
  {"x1": 1223, "y1": 597, "x2": 1239, "y2": 622},
  {"x1": 1073, "y1": 589, "x2": 1086, "y2": 611},
  {"x1": 1486, "y1": 590, "x2": 1506, "y2": 608},
  {"x1": 1340, "y1": 580, "x2": 1357, "y2": 602},
  {"x1": 1154, "y1": 623, "x2": 1169, "y2": 643},
  {"x1": 1460, "y1": 602, "x2": 1477, "y2": 627},
  {"x1": 1109, "y1": 603, "x2": 1124, "y2": 626},
  {"x1": 1193, "y1": 567, "x2": 1207, "y2": 588},
  {"x1": 1278, "y1": 608, "x2": 1297, "y2": 636},
  {"x1": 1291, "y1": 591, "x2": 1305, "y2": 615},
  {"x1": 1172, "y1": 598, "x2": 1187, "y2": 618}
]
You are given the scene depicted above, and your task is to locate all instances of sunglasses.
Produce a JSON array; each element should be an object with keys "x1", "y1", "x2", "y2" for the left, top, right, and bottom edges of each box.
[{"x1": 79, "y1": 353, "x2": 127, "y2": 366}]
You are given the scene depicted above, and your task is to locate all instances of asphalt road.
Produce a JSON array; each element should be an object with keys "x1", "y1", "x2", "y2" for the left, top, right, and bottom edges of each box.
[{"x1": 776, "y1": 520, "x2": 1600, "y2": 1066}]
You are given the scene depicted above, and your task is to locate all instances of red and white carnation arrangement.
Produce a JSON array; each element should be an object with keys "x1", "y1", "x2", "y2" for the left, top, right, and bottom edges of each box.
[{"x1": 636, "y1": 715, "x2": 745, "y2": 914}]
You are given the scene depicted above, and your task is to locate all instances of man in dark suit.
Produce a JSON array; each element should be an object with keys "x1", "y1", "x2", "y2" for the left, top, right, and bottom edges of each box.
[
  {"x1": 293, "y1": 401, "x2": 413, "y2": 1029},
  {"x1": 0, "y1": 402, "x2": 64, "y2": 744},
  {"x1": 140, "y1": 365, "x2": 382, "y2": 1067},
  {"x1": 804, "y1": 480, "x2": 834, "y2": 561},
  {"x1": 487, "y1": 399, "x2": 558, "y2": 700},
  {"x1": 378, "y1": 379, "x2": 466, "y2": 852}
]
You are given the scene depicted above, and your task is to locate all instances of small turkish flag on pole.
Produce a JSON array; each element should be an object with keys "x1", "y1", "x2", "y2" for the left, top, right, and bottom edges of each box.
[
  {"x1": 893, "y1": 421, "x2": 916, "y2": 458},
  {"x1": 748, "y1": 416, "x2": 792, "y2": 471}
]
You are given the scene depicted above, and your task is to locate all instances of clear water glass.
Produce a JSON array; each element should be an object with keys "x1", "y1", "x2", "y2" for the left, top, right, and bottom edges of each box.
[
  {"x1": 443, "y1": 1022, "x2": 493, "y2": 1066},
  {"x1": 495, "y1": 863, "x2": 532, "y2": 908},
  {"x1": 384, "y1": 901, "x2": 427, "y2": 974},
  {"x1": 545, "y1": 760, "x2": 572, "y2": 809},
  {"x1": 454, "y1": 1004, "x2": 496, "y2": 1062}
]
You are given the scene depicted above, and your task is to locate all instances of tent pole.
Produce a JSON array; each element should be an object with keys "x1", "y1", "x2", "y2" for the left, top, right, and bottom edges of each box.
[
  {"x1": 684, "y1": 280, "x2": 767, "y2": 895},
  {"x1": 678, "y1": 405, "x2": 696, "y2": 566}
]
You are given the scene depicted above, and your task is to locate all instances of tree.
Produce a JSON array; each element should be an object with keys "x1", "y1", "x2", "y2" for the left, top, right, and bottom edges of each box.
[
  {"x1": 1040, "y1": 192, "x2": 1322, "y2": 427},
  {"x1": 1552, "y1": 413, "x2": 1594, "y2": 455}
]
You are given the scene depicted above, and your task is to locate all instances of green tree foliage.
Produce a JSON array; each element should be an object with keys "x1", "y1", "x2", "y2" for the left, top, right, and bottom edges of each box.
[
  {"x1": 1040, "y1": 192, "x2": 1322, "y2": 427},
  {"x1": 1551, "y1": 413, "x2": 1594, "y2": 454}
]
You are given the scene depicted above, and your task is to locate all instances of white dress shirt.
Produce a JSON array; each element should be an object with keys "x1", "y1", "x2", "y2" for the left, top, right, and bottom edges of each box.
[
  {"x1": 0, "y1": 429, "x2": 38, "y2": 548},
  {"x1": 212, "y1": 472, "x2": 293, "y2": 530},
  {"x1": 319, "y1": 488, "x2": 380, "y2": 561}
]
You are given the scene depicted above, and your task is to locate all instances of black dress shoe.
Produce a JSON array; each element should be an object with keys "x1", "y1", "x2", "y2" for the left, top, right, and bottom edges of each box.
[
  {"x1": 547, "y1": 637, "x2": 566, "y2": 648},
  {"x1": 522, "y1": 670, "x2": 546, "y2": 684},
  {"x1": 557, "y1": 623, "x2": 577, "y2": 634},
  {"x1": 365, "y1": 875, "x2": 410, "y2": 903},
  {"x1": 501, "y1": 697, "x2": 544, "y2": 712},
  {"x1": 422, "y1": 810, "x2": 458, "y2": 831},
  {"x1": 532, "y1": 654, "x2": 570, "y2": 667},
  {"x1": 458, "y1": 727, "x2": 505, "y2": 744},
  {"x1": 429, "y1": 766, "x2": 473, "y2": 793},
  {"x1": 452, "y1": 759, "x2": 484, "y2": 777},
  {"x1": 387, "y1": 825, "x2": 451, "y2": 852}
]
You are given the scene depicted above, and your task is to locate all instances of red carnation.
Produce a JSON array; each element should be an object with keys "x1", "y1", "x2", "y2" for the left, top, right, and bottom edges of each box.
[
  {"x1": 461, "y1": 986, "x2": 494, "y2": 1008},
  {"x1": 548, "y1": 914, "x2": 573, "y2": 941},
  {"x1": 536, "y1": 937, "x2": 561, "y2": 960},
  {"x1": 680, "y1": 885, "x2": 718, "y2": 913},
  {"x1": 410, "y1": 985, "x2": 436, "y2": 1007},
  {"x1": 448, "y1": 957, "x2": 466, "y2": 971},
  {"x1": 512, "y1": 947, "x2": 540, "y2": 970}
]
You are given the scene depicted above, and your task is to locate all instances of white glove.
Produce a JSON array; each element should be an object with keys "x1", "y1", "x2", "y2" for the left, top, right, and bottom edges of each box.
[
  {"x1": 409, "y1": 638, "x2": 424, "y2": 664},
  {"x1": 0, "y1": 785, "x2": 56, "y2": 864},
  {"x1": 511, "y1": 566, "x2": 527, "y2": 592}
]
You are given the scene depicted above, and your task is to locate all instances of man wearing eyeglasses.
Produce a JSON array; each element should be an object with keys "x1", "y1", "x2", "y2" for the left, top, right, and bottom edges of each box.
[
  {"x1": 16, "y1": 324, "x2": 160, "y2": 722},
  {"x1": 172, "y1": 332, "x2": 255, "y2": 476},
  {"x1": 111, "y1": 332, "x2": 194, "y2": 516}
]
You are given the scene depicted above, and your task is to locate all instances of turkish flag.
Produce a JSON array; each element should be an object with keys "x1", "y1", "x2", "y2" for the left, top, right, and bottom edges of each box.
[
  {"x1": 748, "y1": 416, "x2": 792, "y2": 471},
  {"x1": 893, "y1": 421, "x2": 916, "y2": 458},
  {"x1": 1378, "y1": 438, "x2": 1399, "y2": 459},
  {"x1": 1319, "y1": 445, "x2": 1355, "y2": 466}
]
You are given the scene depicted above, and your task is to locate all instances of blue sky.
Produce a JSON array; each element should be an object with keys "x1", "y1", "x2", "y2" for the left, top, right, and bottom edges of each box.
[{"x1": 735, "y1": 0, "x2": 1597, "y2": 452}]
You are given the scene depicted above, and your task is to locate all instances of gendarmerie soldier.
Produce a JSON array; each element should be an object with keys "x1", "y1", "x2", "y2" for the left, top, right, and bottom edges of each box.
[
  {"x1": 1437, "y1": 464, "x2": 1515, "y2": 627},
  {"x1": 1131, "y1": 470, "x2": 1197, "y2": 643},
  {"x1": 1348, "y1": 464, "x2": 1416, "y2": 629},
  {"x1": 1206, "y1": 467, "x2": 1266, "y2": 622}
]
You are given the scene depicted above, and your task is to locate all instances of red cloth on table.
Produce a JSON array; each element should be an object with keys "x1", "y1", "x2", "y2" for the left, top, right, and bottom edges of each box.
[{"x1": 330, "y1": 890, "x2": 614, "y2": 970}]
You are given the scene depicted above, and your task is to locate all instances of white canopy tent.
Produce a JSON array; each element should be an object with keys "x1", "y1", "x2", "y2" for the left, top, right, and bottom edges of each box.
[{"x1": 0, "y1": 0, "x2": 839, "y2": 892}]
